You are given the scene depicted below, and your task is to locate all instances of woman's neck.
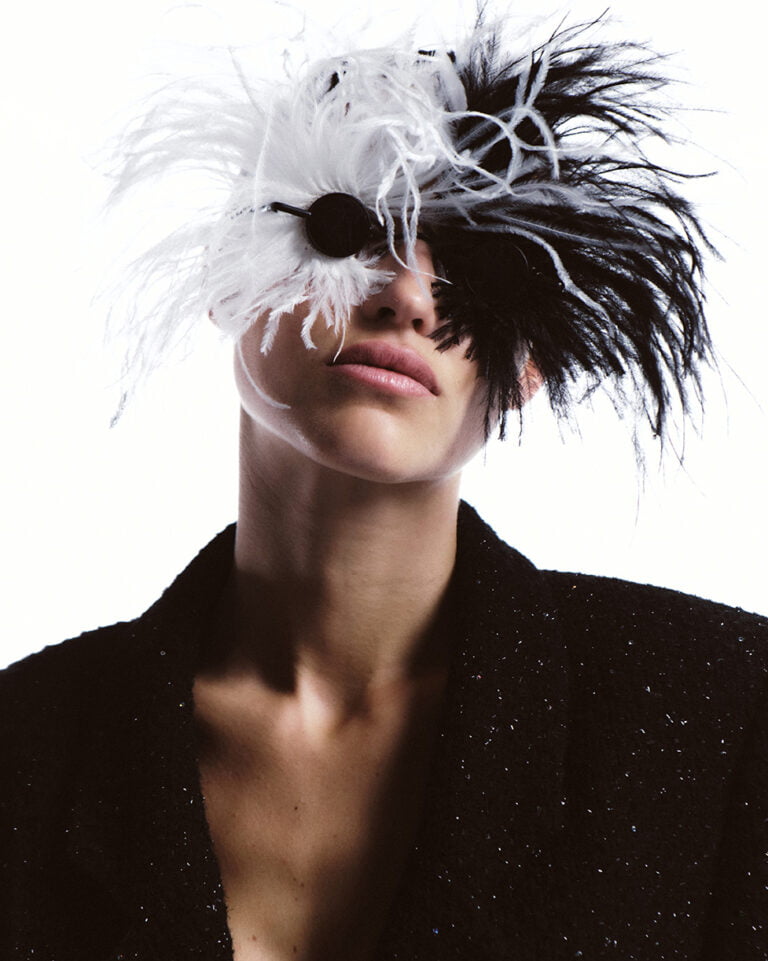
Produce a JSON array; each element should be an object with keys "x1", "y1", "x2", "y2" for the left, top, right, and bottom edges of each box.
[{"x1": 208, "y1": 418, "x2": 462, "y2": 721}]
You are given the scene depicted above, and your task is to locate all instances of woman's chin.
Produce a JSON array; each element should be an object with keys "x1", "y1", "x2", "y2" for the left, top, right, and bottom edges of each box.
[
  {"x1": 246, "y1": 407, "x2": 461, "y2": 487},
  {"x1": 304, "y1": 423, "x2": 451, "y2": 485}
]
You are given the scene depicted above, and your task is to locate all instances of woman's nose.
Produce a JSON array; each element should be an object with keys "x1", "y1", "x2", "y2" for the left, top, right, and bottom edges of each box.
[{"x1": 358, "y1": 240, "x2": 439, "y2": 336}]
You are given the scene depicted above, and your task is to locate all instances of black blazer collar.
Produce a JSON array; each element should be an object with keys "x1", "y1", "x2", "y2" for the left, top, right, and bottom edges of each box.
[
  {"x1": 377, "y1": 503, "x2": 569, "y2": 959},
  {"x1": 64, "y1": 526, "x2": 236, "y2": 958},
  {"x1": 65, "y1": 503, "x2": 568, "y2": 960}
]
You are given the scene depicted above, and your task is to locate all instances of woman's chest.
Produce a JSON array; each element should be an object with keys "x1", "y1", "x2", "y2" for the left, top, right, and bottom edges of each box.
[{"x1": 195, "y1": 681, "x2": 445, "y2": 961}]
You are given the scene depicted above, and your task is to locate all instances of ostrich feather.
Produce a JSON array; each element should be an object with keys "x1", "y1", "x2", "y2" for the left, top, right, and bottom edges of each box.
[{"x1": 109, "y1": 16, "x2": 715, "y2": 440}]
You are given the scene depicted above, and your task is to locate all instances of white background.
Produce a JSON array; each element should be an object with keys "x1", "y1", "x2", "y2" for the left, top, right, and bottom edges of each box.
[{"x1": 1, "y1": 0, "x2": 766, "y2": 669}]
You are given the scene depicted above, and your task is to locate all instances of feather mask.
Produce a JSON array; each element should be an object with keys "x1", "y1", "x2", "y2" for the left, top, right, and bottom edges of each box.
[{"x1": 110, "y1": 17, "x2": 714, "y2": 439}]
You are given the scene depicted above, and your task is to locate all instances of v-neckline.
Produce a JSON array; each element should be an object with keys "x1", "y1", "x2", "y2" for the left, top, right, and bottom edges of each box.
[{"x1": 64, "y1": 503, "x2": 570, "y2": 960}]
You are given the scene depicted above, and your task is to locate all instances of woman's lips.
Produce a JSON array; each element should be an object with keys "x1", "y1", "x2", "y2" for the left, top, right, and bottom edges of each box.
[{"x1": 327, "y1": 341, "x2": 439, "y2": 397}]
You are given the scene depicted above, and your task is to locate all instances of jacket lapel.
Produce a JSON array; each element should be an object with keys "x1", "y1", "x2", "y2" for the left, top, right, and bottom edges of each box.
[
  {"x1": 64, "y1": 528, "x2": 237, "y2": 959},
  {"x1": 377, "y1": 502, "x2": 569, "y2": 960}
]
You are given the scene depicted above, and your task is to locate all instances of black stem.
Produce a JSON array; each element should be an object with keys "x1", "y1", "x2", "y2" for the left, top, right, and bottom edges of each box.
[{"x1": 268, "y1": 201, "x2": 312, "y2": 219}]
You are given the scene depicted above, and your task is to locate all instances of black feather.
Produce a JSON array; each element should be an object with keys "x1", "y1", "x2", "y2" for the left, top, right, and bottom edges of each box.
[{"x1": 425, "y1": 20, "x2": 716, "y2": 441}]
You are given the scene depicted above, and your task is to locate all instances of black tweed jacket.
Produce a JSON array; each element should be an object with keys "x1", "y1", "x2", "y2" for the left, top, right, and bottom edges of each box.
[{"x1": 1, "y1": 503, "x2": 767, "y2": 960}]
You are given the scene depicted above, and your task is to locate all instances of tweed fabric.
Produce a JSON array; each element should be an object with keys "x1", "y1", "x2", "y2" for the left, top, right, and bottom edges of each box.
[{"x1": 1, "y1": 503, "x2": 766, "y2": 960}]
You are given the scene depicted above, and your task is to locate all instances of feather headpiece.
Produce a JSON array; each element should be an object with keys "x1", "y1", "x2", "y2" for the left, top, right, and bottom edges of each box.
[{"x1": 111, "y1": 17, "x2": 714, "y2": 439}]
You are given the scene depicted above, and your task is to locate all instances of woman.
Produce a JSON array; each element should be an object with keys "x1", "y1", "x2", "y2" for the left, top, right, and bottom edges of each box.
[{"x1": 2, "y1": 17, "x2": 766, "y2": 961}]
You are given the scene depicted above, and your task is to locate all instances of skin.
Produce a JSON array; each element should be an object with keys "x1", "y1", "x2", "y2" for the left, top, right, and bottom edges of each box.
[{"x1": 194, "y1": 241, "x2": 538, "y2": 960}]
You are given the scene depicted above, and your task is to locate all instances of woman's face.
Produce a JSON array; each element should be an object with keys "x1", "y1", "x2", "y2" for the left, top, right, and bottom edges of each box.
[{"x1": 234, "y1": 241, "x2": 490, "y2": 485}]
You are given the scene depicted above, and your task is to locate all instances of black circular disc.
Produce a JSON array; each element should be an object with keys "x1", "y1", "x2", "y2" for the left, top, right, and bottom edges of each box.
[{"x1": 305, "y1": 192, "x2": 372, "y2": 258}]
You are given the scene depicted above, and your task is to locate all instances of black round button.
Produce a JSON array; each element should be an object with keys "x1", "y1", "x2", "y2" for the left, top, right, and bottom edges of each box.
[{"x1": 305, "y1": 192, "x2": 372, "y2": 258}]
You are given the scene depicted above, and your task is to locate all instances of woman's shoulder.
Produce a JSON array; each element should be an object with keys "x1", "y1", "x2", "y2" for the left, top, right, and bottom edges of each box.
[
  {"x1": 0, "y1": 623, "x2": 139, "y2": 765},
  {"x1": 538, "y1": 568, "x2": 768, "y2": 728},
  {"x1": 461, "y1": 499, "x2": 767, "y2": 632},
  {"x1": 544, "y1": 566, "x2": 768, "y2": 658},
  {"x1": 1, "y1": 522, "x2": 237, "y2": 716},
  {"x1": 459, "y1": 501, "x2": 768, "y2": 699},
  {"x1": 1, "y1": 620, "x2": 136, "y2": 695}
]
